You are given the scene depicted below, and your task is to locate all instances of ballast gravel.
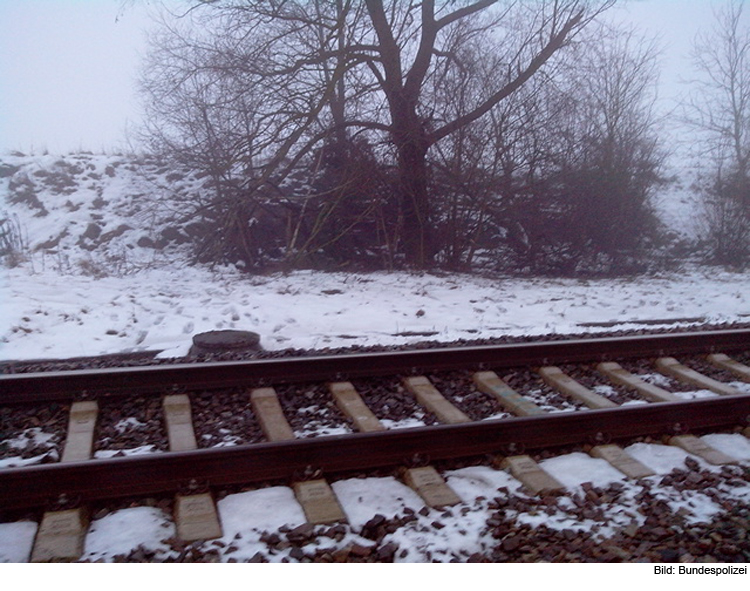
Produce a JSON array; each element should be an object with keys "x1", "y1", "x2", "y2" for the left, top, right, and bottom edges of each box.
[
  {"x1": 1, "y1": 327, "x2": 749, "y2": 562},
  {"x1": 61, "y1": 449, "x2": 750, "y2": 563}
]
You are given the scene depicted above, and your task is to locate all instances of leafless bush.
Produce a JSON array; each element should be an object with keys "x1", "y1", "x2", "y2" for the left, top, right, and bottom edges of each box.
[
  {"x1": 138, "y1": 1, "x2": 614, "y2": 271},
  {"x1": 684, "y1": 1, "x2": 750, "y2": 267},
  {"x1": 0, "y1": 214, "x2": 29, "y2": 267}
]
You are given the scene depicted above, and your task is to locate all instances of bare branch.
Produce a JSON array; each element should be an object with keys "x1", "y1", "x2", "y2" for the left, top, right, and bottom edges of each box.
[{"x1": 429, "y1": 9, "x2": 584, "y2": 145}]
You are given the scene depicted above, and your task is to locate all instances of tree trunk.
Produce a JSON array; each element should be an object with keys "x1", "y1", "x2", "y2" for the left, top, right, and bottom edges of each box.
[{"x1": 393, "y1": 118, "x2": 431, "y2": 267}]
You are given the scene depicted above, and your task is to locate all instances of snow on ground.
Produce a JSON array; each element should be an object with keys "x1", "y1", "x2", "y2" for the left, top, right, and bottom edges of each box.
[
  {"x1": 0, "y1": 427, "x2": 59, "y2": 468},
  {"x1": 2, "y1": 264, "x2": 749, "y2": 361},
  {"x1": 2, "y1": 152, "x2": 749, "y2": 362}
]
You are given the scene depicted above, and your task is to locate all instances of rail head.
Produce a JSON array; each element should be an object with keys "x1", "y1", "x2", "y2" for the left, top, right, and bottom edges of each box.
[
  {"x1": 1, "y1": 394, "x2": 748, "y2": 511},
  {"x1": 1, "y1": 328, "x2": 749, "y2": 404}
]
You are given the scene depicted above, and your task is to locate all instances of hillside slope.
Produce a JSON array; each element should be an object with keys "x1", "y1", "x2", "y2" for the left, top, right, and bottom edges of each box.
[
  {"x1": 2, "y1": 152, "x2": 710, "y2": 275},
  {"x1": 1, "y1": 152, "x2": 207, "y2": 274}
]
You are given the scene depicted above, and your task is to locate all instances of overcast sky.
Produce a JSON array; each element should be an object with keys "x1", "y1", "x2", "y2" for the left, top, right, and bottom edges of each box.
[
  {"x1": 0, "y1": 0, "x2": 155, "y2": 153},
  {"x1": 0, "y1": 1, "x2": 737, "y2": 154}
]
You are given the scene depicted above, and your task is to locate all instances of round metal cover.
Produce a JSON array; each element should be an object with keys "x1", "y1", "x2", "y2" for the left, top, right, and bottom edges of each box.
[{"x1": 191, "y1": 330, "x2": 261, "y2": 351}]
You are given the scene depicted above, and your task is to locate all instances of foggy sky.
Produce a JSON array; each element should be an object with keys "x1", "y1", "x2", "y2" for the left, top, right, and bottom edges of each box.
[
  {"x1": 0, "y1": 0, "x2": 734, "y2": 154},
  {"x1": 0, "y1": 0, "x2": 153, "y2": 153}
]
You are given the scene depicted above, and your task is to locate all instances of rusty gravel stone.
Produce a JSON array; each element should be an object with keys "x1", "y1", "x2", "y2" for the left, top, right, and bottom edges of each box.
[
  {"x1": 95, "y1": 395, "x2": 168, "y2": 453},
  {"x1": 351, "y1": 377, "x2": 439, "y2": 426},
  {"x1": 377, "y1": 542, "x2": 398, "y2": 562},
  {"x1": 424, "y1": 371, "x2": 509, "y2": 421},
  {"x1": 274, "y1": 382, "x2": 353, "y2": 437},
  {"x1": 190, "y1": 388, "x2": 264, "y2": 447},
  {"x1": 0, "y1": 402, "x2": 68, "y2": 461}
]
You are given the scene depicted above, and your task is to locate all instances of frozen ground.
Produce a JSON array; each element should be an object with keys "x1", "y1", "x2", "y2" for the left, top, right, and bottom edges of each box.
[
  {"x1": 1, "y1": 259, "x2": 749, "y2": 565},
  {"x1": 1, "y1": 264, "x2": 749, "y2": 361},
  {"x1": 2, "y1": 153, "x2": 748, "y2": 362}
]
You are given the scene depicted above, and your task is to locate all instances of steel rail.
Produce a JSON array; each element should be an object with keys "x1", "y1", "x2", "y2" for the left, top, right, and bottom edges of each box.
[
  {"x1": 1, "y1": 329, "x2": 749, "y2": 404},
  {"x1": 1, "y1": 394, "x2": 748, "y2": 510}
]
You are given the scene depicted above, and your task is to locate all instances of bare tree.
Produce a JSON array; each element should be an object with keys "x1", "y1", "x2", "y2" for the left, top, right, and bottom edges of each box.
[
  {"x1": 139, "y1": 0, "x2": 614, "y2": 269},
  {"x1": 549, "y1": 22, "x2": 665, "y2": 273},
  {"x1": 138, "y1": 2, "x2": 372, "y2": 267},
  {"x1": 361, "y1": 0, "x2": 612, "y2": 267},
  {"x1": 423, "y1": 19, "x2": 665, "y2": 275},
  {"x1": 685, "y1": 0, "x2": 750, "y2": 266}
]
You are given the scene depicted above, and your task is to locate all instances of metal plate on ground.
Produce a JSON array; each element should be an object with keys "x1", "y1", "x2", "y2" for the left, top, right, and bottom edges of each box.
[{"x1": 189, "y1": 330, "x2": 261, "y2": 356}]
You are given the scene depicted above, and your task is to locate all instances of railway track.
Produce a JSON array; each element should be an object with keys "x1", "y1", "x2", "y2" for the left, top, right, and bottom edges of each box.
[{"x1": 1, "y1": 328, "x2": 749, "y2": 563}]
